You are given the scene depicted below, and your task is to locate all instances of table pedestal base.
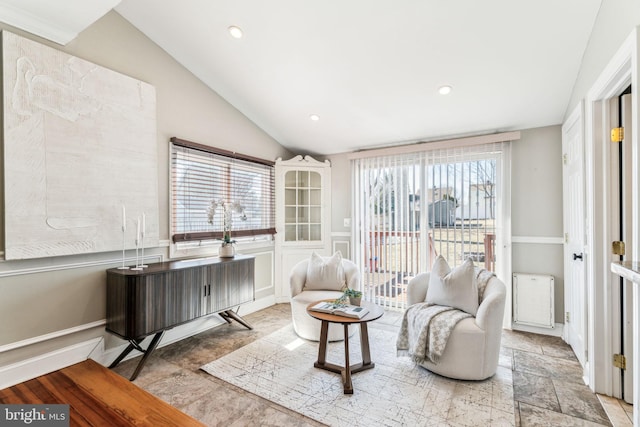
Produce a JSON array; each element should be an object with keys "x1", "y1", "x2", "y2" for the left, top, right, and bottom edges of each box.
[{"x1": 313, "y1": 321, "x2": 374, "y2": 394}]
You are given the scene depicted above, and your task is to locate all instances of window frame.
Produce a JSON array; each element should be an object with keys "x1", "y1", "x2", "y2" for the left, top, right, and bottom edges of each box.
[{"x1": 169, "y1": 137, "x2": 275, "y2": 257}]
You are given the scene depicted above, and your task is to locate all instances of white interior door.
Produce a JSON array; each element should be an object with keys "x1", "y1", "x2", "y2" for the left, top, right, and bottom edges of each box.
[{"x1": 562, "y1": 104, "x2": 588, "y2": 369}]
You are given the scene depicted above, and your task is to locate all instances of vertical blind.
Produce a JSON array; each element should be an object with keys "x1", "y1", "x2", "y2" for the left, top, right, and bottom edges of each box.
[
  {"x1": 352, "y1": 142, "x2": 509, "y2": 310},
  {"x1": 170, "y1": 138, "x2": 275, "y2": 243}
]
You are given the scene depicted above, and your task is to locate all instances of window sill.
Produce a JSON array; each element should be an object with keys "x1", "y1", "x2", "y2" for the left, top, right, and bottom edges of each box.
[{"x1": 169, "y1": 239, "x2": 274, "y2": 260}]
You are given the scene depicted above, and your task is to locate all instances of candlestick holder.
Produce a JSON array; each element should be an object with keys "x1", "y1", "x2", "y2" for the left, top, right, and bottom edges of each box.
[
  {"x1": 131, "y1": 238, "x2": 143, "y2": 271},
  {"x1": 117, "y1": 225, "x2": 129, "y2": 270},
  {"x1": 140, "y1": 233, "x2": 148, "y2": 268}
]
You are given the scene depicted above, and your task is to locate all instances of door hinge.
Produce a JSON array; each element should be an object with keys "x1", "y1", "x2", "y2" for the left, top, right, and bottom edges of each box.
[
  {"x1": 565, "y1": 312, "x2": 570, "y2": 322},
  {"x1": 564, "y1": 233, "x2": 569, "y2": 243},
  {"x1": 562, "y1": 154, "x2": 567, "y2": 165},
  {"x1": 611, "y1": 127, "x2": 624, "y2": 142},
  {"x1": 612, "y1": 241, "x2": 626, "y2": 256},
  {"x1": 613, "y1": 353, "x2": 627, "y2": 370}
]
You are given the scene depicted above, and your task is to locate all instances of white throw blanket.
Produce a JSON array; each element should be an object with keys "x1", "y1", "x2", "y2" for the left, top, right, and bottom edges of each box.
[
  {"x1": 396, "y1": 304, "x2": 471, "y2": 364},
  {"x1": 396, "y1": 268, "x2": 496, "y2": 364}
]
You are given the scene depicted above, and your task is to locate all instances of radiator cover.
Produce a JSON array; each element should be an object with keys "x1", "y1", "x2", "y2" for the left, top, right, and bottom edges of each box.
[{"x1": 513, "y1": 273, "x2": 555, "y2": 328}]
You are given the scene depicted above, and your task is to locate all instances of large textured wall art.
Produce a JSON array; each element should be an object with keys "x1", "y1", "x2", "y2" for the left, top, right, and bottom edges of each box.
[{"x1": 2, "y1": 31, "x2": 158, "y2": 260}]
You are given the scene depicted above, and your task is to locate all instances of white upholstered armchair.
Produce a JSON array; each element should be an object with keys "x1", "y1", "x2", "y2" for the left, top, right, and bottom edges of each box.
[
  {"x1": 405, "y1": 261, "x2": 506, "y2": 380},
  {"x1": 290, "y1": 252, "x2": 360, "y2": 341}
]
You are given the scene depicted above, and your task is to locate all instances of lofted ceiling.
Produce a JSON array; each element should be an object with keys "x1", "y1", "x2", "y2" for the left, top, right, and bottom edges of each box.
[
  {"x1": 0, "y1": 0, "x2": 120, "y2": 45},
  {"x1": 0, "y1": 1, "x2": 602, "y2": 155}
]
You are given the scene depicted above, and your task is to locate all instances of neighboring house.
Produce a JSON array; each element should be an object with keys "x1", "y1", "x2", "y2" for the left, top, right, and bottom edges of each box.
[{"x1": 457, "y1": 182, "x2": 495, "y2": 220}]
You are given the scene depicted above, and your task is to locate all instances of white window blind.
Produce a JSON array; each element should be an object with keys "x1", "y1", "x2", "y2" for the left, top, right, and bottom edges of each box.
[
  {"x1": 352, "y1": 141, "x2": 511, "y2": 310},
  {"x1": 170, "y1": 138, "x2": 275, "y2": 243}
]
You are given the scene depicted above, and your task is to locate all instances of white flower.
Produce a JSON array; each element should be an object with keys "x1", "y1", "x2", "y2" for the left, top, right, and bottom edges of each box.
[{"x1": 207, "y1": 199, "x2": 247, "y2": 244}]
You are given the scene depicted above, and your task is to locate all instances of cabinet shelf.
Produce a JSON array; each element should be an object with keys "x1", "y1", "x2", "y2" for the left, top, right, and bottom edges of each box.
[{"x1": 281, "y1": 170, "x2": 323, "y2": 242}]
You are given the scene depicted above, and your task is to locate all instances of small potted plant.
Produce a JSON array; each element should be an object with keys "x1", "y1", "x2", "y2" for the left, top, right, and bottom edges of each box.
[
  {"x1": 218, "y1": 230, "x2": 236, "y2": 258},
  {"x1": 344, "y1": 288, "x2": 363, "y2": 306}
]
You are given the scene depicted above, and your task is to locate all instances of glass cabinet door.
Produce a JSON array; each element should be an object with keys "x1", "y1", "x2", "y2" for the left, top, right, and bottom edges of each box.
[{"x1": 284, "y1": 170, "x2": 322, "y2": 242}]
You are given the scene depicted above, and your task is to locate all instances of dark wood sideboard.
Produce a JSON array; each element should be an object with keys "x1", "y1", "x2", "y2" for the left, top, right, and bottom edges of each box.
[{"x1": 106, "y1": 255, "x2": 255, "y2": 380}]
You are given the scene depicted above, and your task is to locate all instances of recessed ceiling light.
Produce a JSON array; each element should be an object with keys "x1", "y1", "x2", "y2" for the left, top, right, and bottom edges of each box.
[
  {"x1": 439, "y1": 85, "x2": 452, "y2": 95},
  {"x1": 228, "y1": 26, "x2": 243, "y2": 39},
  {"x1": 309, "y1": 114, "x2": 320, "y2": 121}
]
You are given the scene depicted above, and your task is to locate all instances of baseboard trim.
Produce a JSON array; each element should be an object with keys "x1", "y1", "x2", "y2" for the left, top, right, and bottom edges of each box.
[
  {"x1": 0, "y1": 320, "x2": 106, "y2": 353},
  {"x1": 0, "y1": 337, "x2": 103, "y2": 389},
  {"x1": 240, "y1": 295, "x2": 276, "y2": 315},
  {"x1": 98, "y1": 316, "x2": 227, "y2": 366},
  {"x1": 98, "y1": 295, "x2": 278, "y2": 366},
  {"x1": 511, "y1": 322, "x2": 564, "y2": 337},
  {"x1": 1, "y1": 296, "x2": 279, "y2": 387}
]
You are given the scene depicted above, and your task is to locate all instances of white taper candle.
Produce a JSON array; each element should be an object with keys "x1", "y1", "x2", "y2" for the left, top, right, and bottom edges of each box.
[
  {"x1": 142, "y1": 212, "x2": 146, "y2": 237},
  {"x1": 122, "y1": 205, "x2": 126, "y2": 231}
]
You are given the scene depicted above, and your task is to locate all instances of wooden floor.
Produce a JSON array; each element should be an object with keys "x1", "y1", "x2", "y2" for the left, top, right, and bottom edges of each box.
[{"x1": 0, "y1": 359, "x2": 204, "y2": 426}]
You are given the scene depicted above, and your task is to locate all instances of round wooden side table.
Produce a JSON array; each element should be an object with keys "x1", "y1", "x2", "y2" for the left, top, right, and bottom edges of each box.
[{"x1": 306, "y1": 300, "x2": 384, "y2": 394}]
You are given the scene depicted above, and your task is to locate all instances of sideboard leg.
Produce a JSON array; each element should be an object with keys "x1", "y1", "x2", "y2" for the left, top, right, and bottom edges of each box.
[
  {"x1": 218, "y1": 311, "x2": 233, "y2": 324},
  {"x1": 108, "y1": 341, "x2": 138, "y2": 369},
  {"x1": 129, "y1": 331, "x2": 164, "y2": 381},
  {"x1": 220, "y1": 310, "x2": 253, "y2": 330}
]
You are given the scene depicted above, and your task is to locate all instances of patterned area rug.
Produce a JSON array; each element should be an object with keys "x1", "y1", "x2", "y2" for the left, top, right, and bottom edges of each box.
[{"x1": 201, "y1": 325, "x2": 515, "y2": 427}]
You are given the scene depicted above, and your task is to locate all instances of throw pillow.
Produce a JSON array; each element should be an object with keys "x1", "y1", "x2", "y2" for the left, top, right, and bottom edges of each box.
[
  {"x1": 304, "y1": 251, "x2": 346, "y2": 291},
  {"x1": 425, "y1": 256, "x2": 478, "y2": 316}
]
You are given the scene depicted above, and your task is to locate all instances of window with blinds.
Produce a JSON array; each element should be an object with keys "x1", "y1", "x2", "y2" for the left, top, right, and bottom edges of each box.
[{"x1": 170, "y1": 138, "x2": 275, "y2": 244}]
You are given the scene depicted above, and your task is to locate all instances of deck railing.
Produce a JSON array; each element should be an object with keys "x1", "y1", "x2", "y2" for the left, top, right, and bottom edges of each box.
[{"x1": 363, "y1": 223, "x2": 495, "y2": 309}]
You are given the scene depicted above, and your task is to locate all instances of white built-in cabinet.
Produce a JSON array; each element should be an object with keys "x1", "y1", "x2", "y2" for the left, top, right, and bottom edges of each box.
[{"x1": 275, "y1": 155, "x2": 331, "y2": 301}]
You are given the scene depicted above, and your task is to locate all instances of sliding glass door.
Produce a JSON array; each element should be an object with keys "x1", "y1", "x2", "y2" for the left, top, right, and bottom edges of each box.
[{"x1": 352, "y1": 142, "x2": 510, "y2": 310}]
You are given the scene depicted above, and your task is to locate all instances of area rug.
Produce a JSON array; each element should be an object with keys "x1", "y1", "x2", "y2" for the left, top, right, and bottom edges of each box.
[{"x1": 201, "y1": 325, "x2": 515, "y2": 427}]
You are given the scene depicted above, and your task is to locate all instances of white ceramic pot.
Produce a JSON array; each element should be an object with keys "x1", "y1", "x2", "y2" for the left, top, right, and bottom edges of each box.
[
  {"x1": 219, "y1": 244, "x2": 235, "y2": 258},
  {"x1": 349, "y1": 296, "x2": 362, "y2": 306}
]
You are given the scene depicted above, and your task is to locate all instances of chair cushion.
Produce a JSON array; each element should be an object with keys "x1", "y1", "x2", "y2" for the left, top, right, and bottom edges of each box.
[
  {"x1": 304, "y1": 251, "x2": 346, "y2": 291},
  {"x1": 292, "y1": 289, "x2": 345, "y2": 305},
  {"x1": 290, "y1": 290, "x2": 353, "y2": 341},
  {"x1": 426, "y1": 256, "x2": 478, "y2": 315}
]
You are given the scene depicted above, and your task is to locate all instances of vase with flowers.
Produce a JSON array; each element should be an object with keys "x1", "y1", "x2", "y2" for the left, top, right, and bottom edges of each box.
[{"x1": 207, "y1": 199, "x2": 247, "y2": 258}]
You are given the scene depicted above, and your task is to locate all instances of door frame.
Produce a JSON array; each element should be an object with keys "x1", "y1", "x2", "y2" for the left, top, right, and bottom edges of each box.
[
  {"x1": 615, "y1": 93, "x2": 635, "y2": 402},
  {"x1": 583, "y1": 28, "x2": 639, "y2": 396}
]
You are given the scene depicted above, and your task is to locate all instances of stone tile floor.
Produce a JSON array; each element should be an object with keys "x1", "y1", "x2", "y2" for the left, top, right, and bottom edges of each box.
[{"x1": 112, "y1": 304, "x2": 623, "y2": 426}]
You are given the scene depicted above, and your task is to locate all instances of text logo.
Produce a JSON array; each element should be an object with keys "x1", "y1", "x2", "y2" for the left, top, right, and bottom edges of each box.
[{"x1": 1, "y1": 405, "x2": 69, "y2": 426}]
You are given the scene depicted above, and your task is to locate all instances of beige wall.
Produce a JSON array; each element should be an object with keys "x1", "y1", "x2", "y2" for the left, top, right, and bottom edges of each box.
[
  {"x1": 326, "y1": 154, "x2": 352, "y2": 237},
  {"x1": 511, "y1": 126, "x2": 563, "y2": 238},
  {"x1": 0, "y1": 11, "x2": 290, "y2": 364},
  {"x1": 511, "y1": 125, "x2": 565, "y2": 322}
]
